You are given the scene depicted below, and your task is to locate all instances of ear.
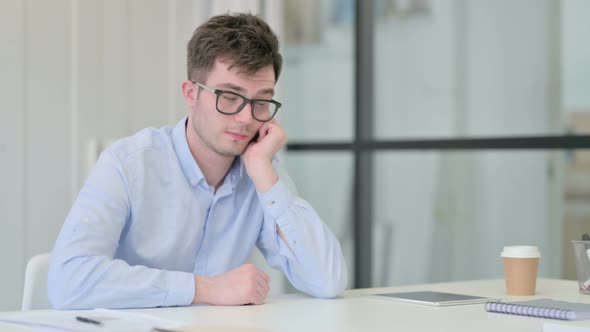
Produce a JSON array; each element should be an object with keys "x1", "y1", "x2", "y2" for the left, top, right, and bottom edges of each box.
[{"x1": 181, "y1": 80, "x2": 197, "y2": 107}]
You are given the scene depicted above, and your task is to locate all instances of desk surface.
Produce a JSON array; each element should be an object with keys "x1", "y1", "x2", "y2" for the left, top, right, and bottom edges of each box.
[{"x1": 2, "y1": 279, "x2": 590, "y2": 331}]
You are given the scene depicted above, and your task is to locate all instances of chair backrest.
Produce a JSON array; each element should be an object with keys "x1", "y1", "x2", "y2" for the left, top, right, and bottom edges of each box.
[{"x1": 22, "y1": 253, "x2": 52, "y2": 310}]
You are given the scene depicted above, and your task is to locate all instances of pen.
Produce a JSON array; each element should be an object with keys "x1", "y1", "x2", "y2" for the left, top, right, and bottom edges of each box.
[{"x1": 76, "y1": 316, "x2": 103, "y2": 326}]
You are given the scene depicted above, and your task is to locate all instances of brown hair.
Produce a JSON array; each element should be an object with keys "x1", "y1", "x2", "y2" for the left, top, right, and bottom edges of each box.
[{"x1": 187, "y1": 13, "x2": 282, "y2": 84}]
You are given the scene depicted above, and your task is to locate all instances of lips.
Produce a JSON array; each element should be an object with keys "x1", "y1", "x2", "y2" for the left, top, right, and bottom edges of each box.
[{"x1": 226, "y1": 131, "x2": 249, "y2": 140}]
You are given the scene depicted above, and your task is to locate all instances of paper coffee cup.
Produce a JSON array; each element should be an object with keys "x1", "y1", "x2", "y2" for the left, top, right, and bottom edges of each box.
[{"x1": 501, "y1": 246, "x2": 540, "y2": 296}]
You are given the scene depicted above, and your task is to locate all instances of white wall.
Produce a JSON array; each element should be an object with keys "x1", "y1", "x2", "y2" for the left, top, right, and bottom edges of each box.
[
  {"x1": 0, "y1": 0, "x2": 26, "y2": 313},
  {"x1": 1, "y1": 0, "x2": 75, "y2": 311}
]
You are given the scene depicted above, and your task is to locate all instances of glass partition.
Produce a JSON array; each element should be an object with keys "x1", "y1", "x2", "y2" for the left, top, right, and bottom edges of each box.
[{"x1": 281, "y1": 0, "x2": 354, "y2": 142}]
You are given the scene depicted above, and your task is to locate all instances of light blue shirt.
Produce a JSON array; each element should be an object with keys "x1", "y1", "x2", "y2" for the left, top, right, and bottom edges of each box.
[{"x1": 48, "y1": 117, "x2": 347, "y2": 309}]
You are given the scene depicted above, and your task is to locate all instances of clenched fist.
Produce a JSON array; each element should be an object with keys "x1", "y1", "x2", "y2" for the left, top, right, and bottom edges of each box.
[{"x1": 193, "y1": 264, "x2": 271, "y2": 305}]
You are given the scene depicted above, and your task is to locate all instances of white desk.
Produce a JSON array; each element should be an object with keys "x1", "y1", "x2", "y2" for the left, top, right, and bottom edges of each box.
[{"x1": 2, "y1": 279, "x2": 590, "y2": 331}]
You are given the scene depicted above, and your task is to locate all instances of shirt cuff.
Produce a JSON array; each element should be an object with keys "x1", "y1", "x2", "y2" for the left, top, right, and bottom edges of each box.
[
  {"x1": 257, "y1": 179, "x2": 301, "y2": 250},
  {"x1": 257, "y1": 179, "x2": 295, "y2": 221},
  {"x1": 162, "y1": 271, "x2": 195, "y2": 307}
]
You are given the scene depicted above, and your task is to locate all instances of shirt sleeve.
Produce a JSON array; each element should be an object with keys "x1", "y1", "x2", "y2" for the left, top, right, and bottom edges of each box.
[
  {"x1": 48, "y1": 149, "x2": 195, "y2": 309},
  {"x1": 255, "y1": 161, "x2": 348, "y2": 298}
]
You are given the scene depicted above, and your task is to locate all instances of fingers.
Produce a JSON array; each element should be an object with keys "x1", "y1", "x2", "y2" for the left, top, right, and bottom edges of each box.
[
  {"x1": 234, "y1": 264, "x2": 270, "y2": 304},
  {"x1": 256, "y1": 275, "x2": 270, "y2": 294},
  {"x1": 264, "y1": 121, "x2": 287, "y2": 146},
  {"x1": 253, "y1": 269, "x2": 270, "y2": 303},
  {"x1": 253, "y1": 285, "x2": 266, "y2": 304},
  {"x1": 200, "y1": 264, "x2": 273, "y2": 306},
  {"x1": 260, "y1": 270, "x2": 270, "y2": 283},
  {"x1": 243, "y1": 265, "x2": 270, "y2": 305},
  {"x1": 246, "y1": 280, "x2": 267, "y2": 305},
  {"x1": 257, "y1": 123, "x2": 269, "y2": 141}
]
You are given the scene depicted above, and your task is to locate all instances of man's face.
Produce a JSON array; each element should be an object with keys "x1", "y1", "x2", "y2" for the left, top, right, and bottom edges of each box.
[{"x1": 189, "y1": 59, "x2": 275, "y2": 157}]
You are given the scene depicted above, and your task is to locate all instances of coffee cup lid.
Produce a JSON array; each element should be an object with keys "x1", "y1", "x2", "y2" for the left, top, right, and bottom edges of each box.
[{"x1": 501, "y1": 246, "x2": 541, "y2": 258}]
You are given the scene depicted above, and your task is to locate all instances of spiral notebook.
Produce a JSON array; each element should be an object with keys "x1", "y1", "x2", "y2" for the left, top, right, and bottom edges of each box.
[{"x1": 485, "y1": 299, "x2": 590, "y2": 321}]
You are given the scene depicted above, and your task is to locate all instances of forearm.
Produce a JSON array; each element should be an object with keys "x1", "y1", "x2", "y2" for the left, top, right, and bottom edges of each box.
[
  {"x1": 48, "y1": 253, "x2": 195, "y2": 309},
  {"x1": 257, "y1": 180, "x2": 348, "y2": 298},
  {"x1": 276, "y1": 206, "x2": 348, "y2": 297},
  {"x1": 247, "y1": 160, "x2": 279, "y2": 193}
]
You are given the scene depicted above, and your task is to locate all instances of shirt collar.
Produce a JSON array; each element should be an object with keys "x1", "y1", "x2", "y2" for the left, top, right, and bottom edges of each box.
[
  {"x1": 172, "y1": 116, "x2": 245, "y2": 190},
  {"x1": 228, "y1": 156, "x2": 245, "y2": 190},
  {"x1": 172, "y1": 116, "x2": 205, "y2": 187}
]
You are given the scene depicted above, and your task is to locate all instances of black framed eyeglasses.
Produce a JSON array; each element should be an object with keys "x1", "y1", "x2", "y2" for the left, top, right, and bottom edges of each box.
[{"x1": 193, "y1": 82, "x2": 282, "y2": 122}]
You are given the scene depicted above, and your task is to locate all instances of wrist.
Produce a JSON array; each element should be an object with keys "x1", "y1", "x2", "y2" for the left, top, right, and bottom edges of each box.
[
  {"x1": 251, "y1": 170, "x2": 278, "y2": 193},
  {"x1": 246, "y1": 162, "x2": 278, "y2": 193},
  {"x1": 193, "y1": 275, "x2": 212, "y2": 304}
]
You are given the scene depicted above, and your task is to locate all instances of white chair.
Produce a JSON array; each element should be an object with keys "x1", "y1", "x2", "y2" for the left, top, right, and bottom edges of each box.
[{"x1": 22, "y1": 253, "x2": 52, "y2": 310}]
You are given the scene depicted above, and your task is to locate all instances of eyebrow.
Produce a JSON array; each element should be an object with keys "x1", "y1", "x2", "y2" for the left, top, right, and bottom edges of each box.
[{"x1": 217, "y1": 83, "x2": 275, "y2": 97}]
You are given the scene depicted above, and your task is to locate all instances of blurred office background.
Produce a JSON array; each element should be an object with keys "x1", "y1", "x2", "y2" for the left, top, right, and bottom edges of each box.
[{"x1": 1, "y1": 0, "x2": 589, "y2": 310}]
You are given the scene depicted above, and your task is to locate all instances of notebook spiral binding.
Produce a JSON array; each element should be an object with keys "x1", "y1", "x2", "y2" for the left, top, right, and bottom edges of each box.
[{"x1": 485, "y1": 301, "x2": 575, "y2": 320}]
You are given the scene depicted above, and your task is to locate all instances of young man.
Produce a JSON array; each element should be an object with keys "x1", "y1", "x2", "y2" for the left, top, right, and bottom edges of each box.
[{"x1": 48, "y1": 13, "x2": 347, "y2": 309}]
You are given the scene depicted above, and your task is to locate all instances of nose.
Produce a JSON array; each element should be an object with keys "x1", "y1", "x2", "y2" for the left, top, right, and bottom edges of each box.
[{"x1": 234, "y1": 102, "x2": 255, "y2": 124}]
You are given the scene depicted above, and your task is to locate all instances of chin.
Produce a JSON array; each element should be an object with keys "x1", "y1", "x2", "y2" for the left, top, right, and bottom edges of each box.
[
  {"x1": 215, "y1": 145, "x2": 246, "y2": 157},
  {"x1": 216, "y1": 150, "x2": 239, "y2": 157}
]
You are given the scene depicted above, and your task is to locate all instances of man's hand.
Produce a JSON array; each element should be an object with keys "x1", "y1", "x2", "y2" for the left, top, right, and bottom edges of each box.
[
  {"x1": 193, "y1": 264, "x2": 271, "y2": 305},
  {"x1": 241, "y1": 120, "x2": 288, "y2": 193}
]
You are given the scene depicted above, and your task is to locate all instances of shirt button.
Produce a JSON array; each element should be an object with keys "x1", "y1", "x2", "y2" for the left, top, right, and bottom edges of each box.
[
  {"x1": 82, "y1": 217, "x2": 89, "y2": 223},
  {"x1": 267, "y1": 200, "x2": 275, "y2": 208}
]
